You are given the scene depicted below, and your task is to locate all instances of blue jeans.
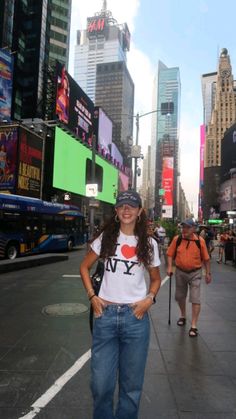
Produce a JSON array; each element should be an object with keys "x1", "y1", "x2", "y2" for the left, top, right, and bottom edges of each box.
[{"x1": 91, "y1": 304, "x2": 150, "y2": 419}]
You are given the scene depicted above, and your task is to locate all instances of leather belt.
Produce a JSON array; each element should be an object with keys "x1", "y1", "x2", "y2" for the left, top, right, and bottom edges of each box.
[{"x1": 176, "y1": 266, "x2": 201, "y2": 274}]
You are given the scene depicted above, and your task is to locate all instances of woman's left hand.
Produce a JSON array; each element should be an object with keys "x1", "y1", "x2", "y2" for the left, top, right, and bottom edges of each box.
[{"x1": 131, "y1": 297, "x2": 153, "y2": 319}]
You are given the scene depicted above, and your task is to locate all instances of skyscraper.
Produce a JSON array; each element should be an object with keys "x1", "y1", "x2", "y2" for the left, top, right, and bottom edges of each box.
[
  {"x1": 0, "y1": 0, "x2": 15, "y2": 49},
  {"x1": 203, "y1": 48, "x2": 236, "y2": 219},
  {"x1": 201, "y1": 72, "x2": 217, "y2": 127},
  {"x1": 74, "y1": 1, "x2": 130, "y2": 102},
  {"x1": 151, "y1": 61, "x2": 181, "y2": 219},
  {"x1": 11, "y1": 0, "x2": 71, "y2": 120},
  {"x1": 95, "y1": 61, "x2": 134, "y2": 166}
]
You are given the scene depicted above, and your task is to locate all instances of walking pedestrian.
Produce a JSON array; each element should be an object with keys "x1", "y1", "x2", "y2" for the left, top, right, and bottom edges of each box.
[
  {"x1": 80, "y1": 190, "x2": 162, "y2": 419},
  {"x1": 166, "y1": 219, "x2": 211, "y2": 337}
]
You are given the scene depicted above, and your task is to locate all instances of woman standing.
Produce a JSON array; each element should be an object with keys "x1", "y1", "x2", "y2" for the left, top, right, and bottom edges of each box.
[{"x1": 80, "y1": 191, "x2": 162, "y2": 419}]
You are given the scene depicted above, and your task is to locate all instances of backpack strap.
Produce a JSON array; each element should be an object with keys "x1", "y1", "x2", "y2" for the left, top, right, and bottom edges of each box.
[
  {"x1": 174, "y1": 235, "x2": 182, "y2": 259},
  {"x1": 174, "y1": 234, "x2": 202, "y2": 260}
]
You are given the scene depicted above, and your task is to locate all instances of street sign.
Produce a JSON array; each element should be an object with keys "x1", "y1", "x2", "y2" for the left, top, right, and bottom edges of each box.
[
  {"x1": 86, "y1": 183, "x2": 98, "y2": 197},
  {"x1": 159, "y1": 188, "x2": 165, "y2": 196}
]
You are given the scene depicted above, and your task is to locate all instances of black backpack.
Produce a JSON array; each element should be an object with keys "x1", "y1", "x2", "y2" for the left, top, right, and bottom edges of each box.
[{"x1": 174, "y1": 234, "x2": 202, "y2": 260}]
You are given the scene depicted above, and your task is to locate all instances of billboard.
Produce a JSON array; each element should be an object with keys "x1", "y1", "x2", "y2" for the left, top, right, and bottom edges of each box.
[
  {"x1": 198, "y1": 125, "x2": 205, "y2": 221},
  {"x1": 87, "y1": 17, "x2": 106, "y2": 36},
  {"x1": 162, "y1": 157, "x2": 174, "y2": 219},
  {"x1": 221, "y1": 123, "x2": 236, "y2": 181},
  {"x1": 94, "y1": 107, "x2": 112, "y2": 155},
  {"x1": 53, "y1": 127, "x2": 118, "y2": 204},
  {"x1": 200, "y1": 125, "x2": 205, "y2": 187},
  {"x1": 111, "y1": 143, "x2": 123, "y2": 167},
  {"x1": 220, "y1": 178, "x2": 236, "y2": 212},
  {"x1": 0, "y1": 49, "x2": 13, "y2": 122},
  {"x1": 0, "y1": 126, "x2": 18, "y2": 191},
  {"x1": 55, "y1": 63, "x2": 94, "y2": 144},
  {"x1": 119, "y1": 171, "x2": 129, "y2": 192},
  {"x1": 17, "y1": 128, "x2": 43, "y2": 198}
]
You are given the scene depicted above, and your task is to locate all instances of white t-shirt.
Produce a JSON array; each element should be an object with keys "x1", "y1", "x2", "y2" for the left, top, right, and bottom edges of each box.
[{"x1": 91, "y1": 230, "x2": 160, "y2": 303}]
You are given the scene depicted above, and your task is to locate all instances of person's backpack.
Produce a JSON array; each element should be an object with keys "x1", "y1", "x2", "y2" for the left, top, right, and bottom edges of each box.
[{"x1": 174, "y1": 234, "x2": 202, "y2": 260}]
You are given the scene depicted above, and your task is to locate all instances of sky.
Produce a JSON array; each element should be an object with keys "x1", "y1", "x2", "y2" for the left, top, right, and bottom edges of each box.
[{"x1": 69, "y1": 0, "x2": 236, "y2": 217}]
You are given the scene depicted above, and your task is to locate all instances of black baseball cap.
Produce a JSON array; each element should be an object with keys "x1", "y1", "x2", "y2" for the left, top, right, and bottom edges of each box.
[{"x1": 115, "y1": 191, "x2": 142, "y2": 208}]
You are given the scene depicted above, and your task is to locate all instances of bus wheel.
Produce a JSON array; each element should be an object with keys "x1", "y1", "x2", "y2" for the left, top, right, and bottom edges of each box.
[
  {"x1": 67, "y1": 238, "x2": 74, "y2": 251},
  {"x1": 5, "y1": 242, "x2": 19, "y2": 260}
]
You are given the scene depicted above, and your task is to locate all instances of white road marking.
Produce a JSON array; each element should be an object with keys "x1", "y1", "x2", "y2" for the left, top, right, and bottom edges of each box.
[
  {"x1": 18, "y1": 349, "x2": 91, "y2": 419},
  {"x1": 62, "y1": 274, "x2": 81, "y2": 278},
  {"x1": 18, "y1": 276, "x2": 171, "y2": 419}
]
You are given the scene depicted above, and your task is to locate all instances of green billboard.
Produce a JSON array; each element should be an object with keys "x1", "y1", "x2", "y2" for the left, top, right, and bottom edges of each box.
[{"x1": 53, "y1": 127, "x2": 118, "y2": 204}]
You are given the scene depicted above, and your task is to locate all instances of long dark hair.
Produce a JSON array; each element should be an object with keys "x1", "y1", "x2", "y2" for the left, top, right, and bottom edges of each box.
[{"x1": 93, "y1": 209, "x2": 154, "y2": 267}]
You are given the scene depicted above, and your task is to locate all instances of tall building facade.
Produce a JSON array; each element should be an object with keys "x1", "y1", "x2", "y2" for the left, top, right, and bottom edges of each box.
[
  {"x1": 203, "y1": 48, "x2": 236, "y2": 219},
  {"x1": 95, "y1": 61, "x2": 134, "y2": 166},
  {"x1": 151, "y1": 61, "x2": 181, "y2": 219},
  {"x1": 11, "y1": 0, "x2": 71, "y2": 120},
  {"x1": 0, "y1": 0, "x2": 15, "y2": 49},
  {"x1": 74, "y1": 1, "x2": 130, "y2": 102},
  {"x1": 48, "y1": 0, "x2": 72, "y2": 67},
  {"x1": 201, "y1": 72, "x2": 217, "y2": 127}
]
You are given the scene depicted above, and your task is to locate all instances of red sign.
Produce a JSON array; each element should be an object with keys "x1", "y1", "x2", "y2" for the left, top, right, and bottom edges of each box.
[
  {"x1": 87, "y1": 18, "x2": 105, "y2": 33},
  {"x1": 162, "y1": 157, "x2": 174, "y2": 205}
]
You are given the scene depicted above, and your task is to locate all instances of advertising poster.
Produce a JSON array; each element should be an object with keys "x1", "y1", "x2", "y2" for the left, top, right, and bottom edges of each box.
[
  {"x1": 0, "y1": 126, "x2": 18, "y2": 191},
  {"x1": 17, "y1": 128, "x2": 43, "y2": 198},
  {"x1": 0, "y1": 48, "x2": 13, "y2": 122},
  {"x1": 53, "y1": 127, "x2": 118, "y2": 204},
  {"x1": 94, "y1": 107, "x2": 112, "y2": 155},
  {"x1": 162, "y1": 157, "x2": 174, "y2": 218},
  {"x1": 118, "y1": 171, "x2": 129, "y2": 192},
  {"x1": 55, "y1": 62, "x2": 94, "y2": 144},
  {"x1": 220, "y1": 178, "x2": 236, "y2": 212}
]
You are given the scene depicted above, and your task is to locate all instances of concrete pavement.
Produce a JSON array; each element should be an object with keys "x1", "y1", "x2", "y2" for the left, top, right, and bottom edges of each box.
[{"x1": 0, "y1": 249, "x2": 235, "y2": 418}]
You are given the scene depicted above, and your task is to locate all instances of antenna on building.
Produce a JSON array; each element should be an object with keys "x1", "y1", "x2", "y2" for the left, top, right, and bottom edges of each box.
[{"x1": 102, "y1": 0, "x2": 107, "y2": 11}]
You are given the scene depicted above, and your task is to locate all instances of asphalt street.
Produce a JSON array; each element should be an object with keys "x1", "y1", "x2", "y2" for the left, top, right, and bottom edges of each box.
[{"x1": 0, "y1": 248, "x2": 236, "y2": 419}]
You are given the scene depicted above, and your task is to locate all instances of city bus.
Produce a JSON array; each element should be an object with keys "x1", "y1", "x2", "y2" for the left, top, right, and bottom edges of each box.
[{"x1": 0, "y1": 193, "x2": 86, "y2": 259}]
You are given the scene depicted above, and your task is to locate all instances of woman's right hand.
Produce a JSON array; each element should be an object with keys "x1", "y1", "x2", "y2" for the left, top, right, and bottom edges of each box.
[{"x1": 91, "y1": 296, "x2": 106, "y2": 317}]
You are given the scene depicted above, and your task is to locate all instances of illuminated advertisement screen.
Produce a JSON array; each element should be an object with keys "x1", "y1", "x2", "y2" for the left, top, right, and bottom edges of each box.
[
  {"x1": 221, "y1": 123, "x2": 236, "y2": 180},
  {"x1": 0, "y1": 126, "x2": 18, "y2": 191},
  {"x1": 111, "y1": 143, "x2": 123, "y2": 166},
  {"x1": 87, "y1": 17, "x2": 106, "y2": 36},
  {"x1": 94, "y1": 107, "x2": 112, "y2": 154},
  {"x1": 220, "y1": 178, "x2": 236, "y2": 212},
  {"x1": 53, "y1": 127, "x2": 118, "y2": 204},
  {"x1": 17, "y1": 128, "x2": 43, "y2": 198},
  {"x1": 0, "y1": 49, "x2": 13, "y2": 122},
  {"x1": 162, "y1": 157, "x2": 174, "y2": 205},
  {"x1": 200, "y1": 125, "x2": 205, "y2": 187},
  {"x1": 55, "y1": 62, "x2": 94, "y2": 144},
  {"x1": 119, "y1": 171, "x2": 129, "y2": 192}
]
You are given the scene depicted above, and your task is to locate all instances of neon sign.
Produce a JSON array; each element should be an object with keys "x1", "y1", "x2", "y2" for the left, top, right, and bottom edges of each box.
[{"x1": 87, "y1": 18, "x2": 105, "y2": 33}]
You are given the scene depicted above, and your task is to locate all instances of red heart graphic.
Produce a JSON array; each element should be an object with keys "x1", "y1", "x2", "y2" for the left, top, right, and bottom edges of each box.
[{"x1": 121, "y1": 245, "x2": 137, "y2": 259}]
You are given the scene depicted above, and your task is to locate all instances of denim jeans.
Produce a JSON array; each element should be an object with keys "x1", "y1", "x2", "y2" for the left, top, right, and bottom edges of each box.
[{"x1": 91, "y1": 304, "x2": 150, "y2": 419}]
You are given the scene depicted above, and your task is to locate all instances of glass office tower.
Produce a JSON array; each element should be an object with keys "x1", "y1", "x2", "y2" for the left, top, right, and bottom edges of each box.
[{"x1": 151, "y1": 61, "x2": 181, "y2": 219}]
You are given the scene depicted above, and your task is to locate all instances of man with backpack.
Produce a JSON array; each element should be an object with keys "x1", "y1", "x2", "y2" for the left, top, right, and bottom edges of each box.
[{"x1": 167, "y1": 219, "x2": 211, "y2": 337}]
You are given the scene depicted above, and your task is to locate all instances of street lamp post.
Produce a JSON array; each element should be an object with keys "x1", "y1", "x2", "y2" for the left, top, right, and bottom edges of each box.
[{"x1": 132, "y1": 103, "x2": 174, "y2": 193}]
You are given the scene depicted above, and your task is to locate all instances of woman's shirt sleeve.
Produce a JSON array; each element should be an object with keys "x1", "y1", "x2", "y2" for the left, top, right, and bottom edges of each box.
[{"x1": 90, "y1": 234, "x2": 102, "y2": 256}]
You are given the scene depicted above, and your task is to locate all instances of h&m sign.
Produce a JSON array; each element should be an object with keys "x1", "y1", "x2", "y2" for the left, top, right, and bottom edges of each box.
[{"x1": 87, "y1": 18, "x2": 105, "y2": 34}]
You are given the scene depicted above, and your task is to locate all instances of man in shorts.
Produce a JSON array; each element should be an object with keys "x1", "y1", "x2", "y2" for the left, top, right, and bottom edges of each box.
[{"x1": 167, "y1": 219, "x2": 211, "y2": 337}]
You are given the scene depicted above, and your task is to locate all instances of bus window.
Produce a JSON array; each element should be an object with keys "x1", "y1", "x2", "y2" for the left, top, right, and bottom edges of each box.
[
  {"x1": 41, "y1": 214, "x2": 54, "y2": 234},
  {"x1": 1, "y1": 212, "x2": 22, "y2": 233},
  {"x1": 54, "y1": 215, "x2": 65, "y2": 234}
]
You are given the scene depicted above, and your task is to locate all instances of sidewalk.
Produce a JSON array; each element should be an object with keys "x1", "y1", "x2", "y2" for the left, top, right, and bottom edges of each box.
[{"x1": 140, "y1": 255, "x2": 236, "y2": 418}]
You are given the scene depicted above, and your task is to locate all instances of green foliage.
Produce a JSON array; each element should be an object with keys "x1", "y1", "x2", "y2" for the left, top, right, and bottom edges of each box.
[{"x1": 154, "y1": 219, "x2": 178, "y2": 241}]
